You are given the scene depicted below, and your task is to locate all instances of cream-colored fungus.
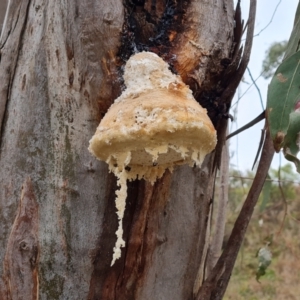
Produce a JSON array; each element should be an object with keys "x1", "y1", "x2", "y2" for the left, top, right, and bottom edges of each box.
[{"x1": 88, "y1": 51, "x2": 217, "y2": 266}]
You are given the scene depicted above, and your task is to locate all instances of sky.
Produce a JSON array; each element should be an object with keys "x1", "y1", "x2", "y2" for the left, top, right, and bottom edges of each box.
[{"x1": 229, "y1": 0, "x2": 299, "y2": 173}]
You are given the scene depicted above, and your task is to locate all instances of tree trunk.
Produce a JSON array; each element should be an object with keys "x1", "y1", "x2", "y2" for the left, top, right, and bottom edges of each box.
[
  {"x1": 0, "y1": 1, "x2": 236, "y2": 299},
  {"x1": 0, "y1": 0, "x2": 8, "y2": 32}
]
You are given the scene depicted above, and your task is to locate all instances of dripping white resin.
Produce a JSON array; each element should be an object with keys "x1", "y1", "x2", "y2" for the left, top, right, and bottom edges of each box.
[{"x1": 88, "y1": 51, "x2": 217, "y2": 266}]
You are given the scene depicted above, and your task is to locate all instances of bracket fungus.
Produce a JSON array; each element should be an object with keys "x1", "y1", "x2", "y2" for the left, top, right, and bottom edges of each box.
[{"x1": 88, "y1": 51, "x2": 217, "y2": 265}]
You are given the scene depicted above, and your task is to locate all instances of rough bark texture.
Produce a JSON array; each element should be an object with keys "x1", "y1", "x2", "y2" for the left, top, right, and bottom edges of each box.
[
  {"x1": 0, "y1": 1, "x2": 235, "y2": 299},
  {"x1": 0, "y1": 0, "x2": 8, "y2": 32},
  {"x1": 2, "y1": 178, "x2": 39, "y2": 300}
]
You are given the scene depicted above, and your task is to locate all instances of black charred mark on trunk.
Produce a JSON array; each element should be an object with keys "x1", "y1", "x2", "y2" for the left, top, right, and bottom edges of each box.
[
  {"x1": 118, "y1": 0, "x2": 232, "y2": 126},
  {"x1": 118, "y1": 0, "x2": 190, "y2": 66},
  {"x1": 66, "y1": 43, "x2": 74, "y2": 61},
  {"x1": 118, "y1": 0, "x2": 238, "y2": 128},
  {"x1": 197, "y1": 89, "x2": 230, "y2": 126},
  {"x1": 55, "y1": 49, "x2": 60, "y2": 61},
  {"x1": 21, "y1": 74, "x2": 26, "y2": 90},
  {"x1": 195, "y1": 51, "x2": 230, "y2": 126},
  {"x1": 69, "y1": 72, "x2": 74, "y2": 86}
]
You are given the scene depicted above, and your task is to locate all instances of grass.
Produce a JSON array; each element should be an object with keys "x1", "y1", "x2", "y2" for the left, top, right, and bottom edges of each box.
[{"x1": 224, "y1": 201, "x2": 300, "y2": 299}]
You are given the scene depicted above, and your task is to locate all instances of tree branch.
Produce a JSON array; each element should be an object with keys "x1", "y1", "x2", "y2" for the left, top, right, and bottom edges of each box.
[
  {"x1": 222, "y1": 0, "x2": 257, "y2": 104},
  {"x1": 247, "y1": 67, "x2": 264, "y2": 110},
  {"x1": 253, "y1": 0, "x2": 282, "y2": 37}
]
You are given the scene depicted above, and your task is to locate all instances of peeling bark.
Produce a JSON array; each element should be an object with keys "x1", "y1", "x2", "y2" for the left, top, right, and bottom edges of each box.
[{"x1": 2, "y1": 177, "x2": 39, "y2": 300}]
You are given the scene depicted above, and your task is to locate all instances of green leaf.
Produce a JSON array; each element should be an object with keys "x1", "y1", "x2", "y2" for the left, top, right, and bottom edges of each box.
[
  {"x1": 283, "y1": 111, "x2": 300, "y2": 172},
  {"x1": 267, "y1": 1, "x2": 300, "y2": 172},
  {"x1": 267, "y1": 51, "x2": 300, "y2": 152},
  {"x1": 284, "y1": 2, "x2": 300, "y2": 60}
]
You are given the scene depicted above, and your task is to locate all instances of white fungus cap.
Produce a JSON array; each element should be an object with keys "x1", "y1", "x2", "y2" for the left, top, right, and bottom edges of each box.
[{"x1": 88, "y1": 51, "x2": 217, "y2": 265}]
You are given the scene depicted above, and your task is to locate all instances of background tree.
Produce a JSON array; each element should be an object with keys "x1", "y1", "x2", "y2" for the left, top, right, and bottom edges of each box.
[
  {"x1": 0, "y1": 1, "x2": 271, "y2": 299},
  {"x1": 262, "y1": 41, "x2": 288, "y2": 79}
]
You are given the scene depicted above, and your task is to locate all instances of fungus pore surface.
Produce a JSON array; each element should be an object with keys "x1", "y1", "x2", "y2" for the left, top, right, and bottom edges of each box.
[{"x1": 89, "y1": 51, "x2": 217, "y2": 265}]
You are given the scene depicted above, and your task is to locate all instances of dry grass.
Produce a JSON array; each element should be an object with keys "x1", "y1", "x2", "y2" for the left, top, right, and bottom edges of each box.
[{"x1": 224, "y1": 180, "x2": 300, "y2": 300}]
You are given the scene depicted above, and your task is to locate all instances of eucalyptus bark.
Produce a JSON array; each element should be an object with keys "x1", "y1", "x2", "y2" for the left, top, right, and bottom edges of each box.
[
  {"x1": 0, "y1": 0, "x2": 8, "y2": 32},
  {"x1": 0, "y1": 1, "x2": 238, "y2": 299}
]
